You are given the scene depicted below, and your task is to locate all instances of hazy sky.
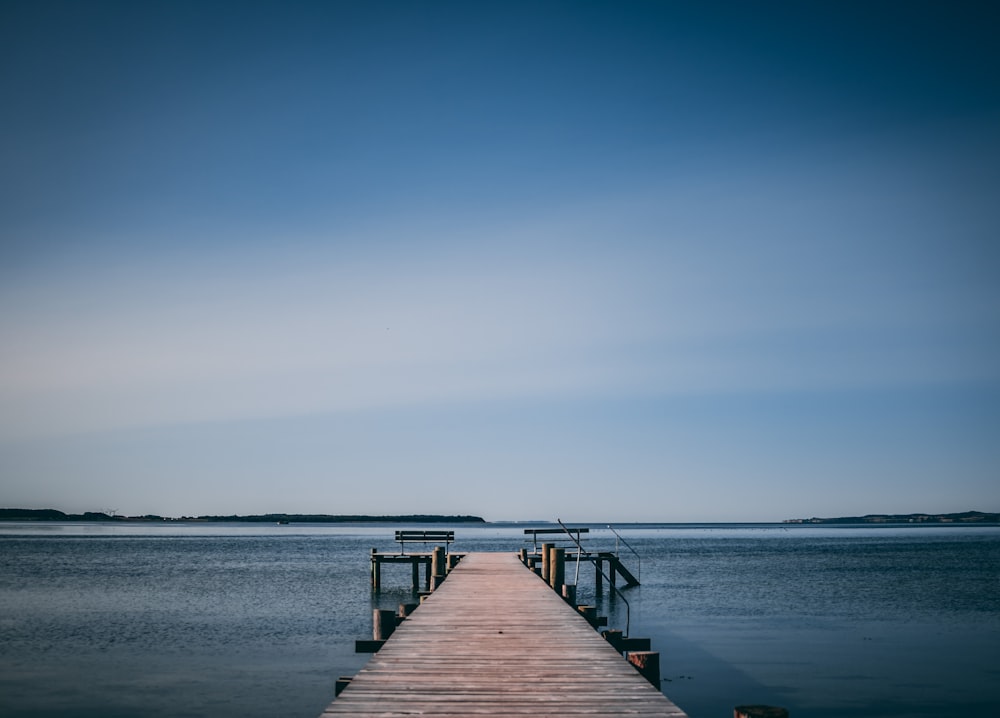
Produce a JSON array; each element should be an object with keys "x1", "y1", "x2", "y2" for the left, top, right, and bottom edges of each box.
[{"x1": 2, "y1": 1, "x2": 998, "y2": 521}]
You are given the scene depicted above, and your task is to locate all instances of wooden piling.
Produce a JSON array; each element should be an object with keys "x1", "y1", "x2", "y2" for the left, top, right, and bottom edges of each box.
[
  {"x1": 353, "y1": 639, "x2": 384, "y2": 653},
  {"x1": 561, "y1": 583, "x2": 577, "y2": 605},
  {"x1": 602, "y1": 628, "x2": 624, "y2": 652},
  {"x1": 734, "y1": 706, "x2": 789, "y2": 718},
  {"x1": 370, "y1": 548, "x2": 380, "y2": 590},
  {"x1": 578, "y1": 604, "x2": 597, "y2": 627},
  {"x1": 398, "y1": 602, "x2": 418, "y2": 618},
  {"x1": 628, "y1": 651, "x2": 661, "y2": 690},
  {"x1": 595, "y1": 556, "x2": 603, "y2": 594},
  {"x1": 620, "y1": 636, "x2": 652, "y2": 652},
  {"x1": 549, "y1": 546, "x2": 565, "y2": 590},
  {"x1": 429, "y1": 546, "x2": 447, "y2": 589},
  {"x1": 541, "y1": 542, "x2": 554, "y2": 582},
  {"x1": 373, "y1": 609, "x2": 396, "y2": 641}
]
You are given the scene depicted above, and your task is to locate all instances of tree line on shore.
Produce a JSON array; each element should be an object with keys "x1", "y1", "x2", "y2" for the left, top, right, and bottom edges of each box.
[
  {"x1": 783, "y1": 510, "x2": 998, "y2": 524},
  {"x1": 0, "y1": 508, "x2": 486, "y2": 523}
]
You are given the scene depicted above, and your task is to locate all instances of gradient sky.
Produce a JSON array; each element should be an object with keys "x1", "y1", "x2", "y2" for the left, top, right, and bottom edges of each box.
[{"x1": 2, "y1": 1, "x2": 998, "y2": 521}]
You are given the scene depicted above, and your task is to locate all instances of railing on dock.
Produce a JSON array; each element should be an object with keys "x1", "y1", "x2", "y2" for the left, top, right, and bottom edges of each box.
[
  {"x1": 523, "y1": 523, "x2": 641, "y2": 590},
  {"x1": 558, "y1": 518, "x2": 631, "y2": 637},
  {"x1": 608, "y1": 523, "x2": 641, "y2": 583}
]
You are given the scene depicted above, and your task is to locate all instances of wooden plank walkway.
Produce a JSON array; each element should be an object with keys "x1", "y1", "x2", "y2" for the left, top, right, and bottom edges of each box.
[{"x1": 323, "y1": 552, "x2": 688, "y2": 717}]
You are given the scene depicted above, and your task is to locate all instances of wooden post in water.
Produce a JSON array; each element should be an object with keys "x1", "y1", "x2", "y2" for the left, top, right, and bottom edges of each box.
[
  {"x1": 562, "y1": 583, "x2": 577, "y2": 606},
  {"x1": 431, "y1": 546, "x2": 446, "y2": 589},
  {"x1": 549, "y1": 547, "x2": 565, "y2": 590},
  {"x1": 411, "y1": 560, "x2": 420, "y2": 591},
  {"x1": 541, "y1": 543, "x2": 553, "y2": 582},
  {"x1": 370, "y1": 548, "x2": 380, "y2": 590},
  {"x1": 595, "y1": 556, "x2": 603, "y2": 594},
  {"x1": 447, "y1": 553, "x2": 460, "y2": 571},
  {"x1": 373, "y1": 609, "x2": 396, "y2": 641},
  {"x1": 398, "y1": 602, "x2": 418, "y2": 618},
  {"x1": 628, "y1": 651, "x2": 661, "y2": 690},
  {"x1": 734, "y1": 707, "x2": 789, "y2": 718},
  {"x1": 602, "y1": 629, "x2": 624, "y2": 653}
]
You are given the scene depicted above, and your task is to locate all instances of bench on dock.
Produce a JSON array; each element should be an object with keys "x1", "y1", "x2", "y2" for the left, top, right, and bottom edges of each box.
[
  {"x1": 523, "y1": 526, "x2": 589, "y2": 550},
  {"x1": 395, "y1": 530, "x2": 454, "y2": 555}
]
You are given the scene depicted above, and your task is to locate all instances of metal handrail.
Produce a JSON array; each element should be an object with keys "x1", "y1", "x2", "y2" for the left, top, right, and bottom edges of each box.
[
  {"x1": 607, "y1": 524, "x2": 641, "y2": 583},
  {"x1": 558, "y1": 519, "x2": 630, "y2": 637}
]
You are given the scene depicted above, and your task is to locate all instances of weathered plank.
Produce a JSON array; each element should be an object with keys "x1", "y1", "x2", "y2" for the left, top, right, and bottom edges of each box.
[{"x1": 323, "y1": 552, "x2": 687, "y2": 717}]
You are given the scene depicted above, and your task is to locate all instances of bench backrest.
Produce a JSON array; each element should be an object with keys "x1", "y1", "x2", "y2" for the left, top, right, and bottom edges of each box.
[
  {"x1": 523, "y1": 527, "x2": 589, "y2": 550},
  {"x1": 522, "y1": 528, "x2": 589, "y2": 537},
  {"x1": 394, "y1": 530, "x2": 454, "y2": 555},
  {"x1": 395, "y1": 530, "x2": 454, "y2": 542}
]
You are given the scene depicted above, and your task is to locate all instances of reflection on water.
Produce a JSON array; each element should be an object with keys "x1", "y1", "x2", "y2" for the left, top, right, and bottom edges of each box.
[{"x1": 1, "y1": 523, "x2": 998, "y2": 717}]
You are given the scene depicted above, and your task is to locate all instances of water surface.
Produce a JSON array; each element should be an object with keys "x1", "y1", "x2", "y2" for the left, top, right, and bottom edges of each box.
[{"x1": 2, "y1": 523, "x2": 998, "y2": 717}]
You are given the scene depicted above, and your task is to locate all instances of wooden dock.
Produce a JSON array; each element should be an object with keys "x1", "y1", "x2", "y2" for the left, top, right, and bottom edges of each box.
[{"x1": 323, "y1": 552, "x2": 688, "y2": 717}]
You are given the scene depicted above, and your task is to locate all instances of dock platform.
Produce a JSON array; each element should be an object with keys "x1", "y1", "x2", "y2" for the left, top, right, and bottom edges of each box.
[{"x1": 324, "y1": 552, "x2": 687, "y2": 716}]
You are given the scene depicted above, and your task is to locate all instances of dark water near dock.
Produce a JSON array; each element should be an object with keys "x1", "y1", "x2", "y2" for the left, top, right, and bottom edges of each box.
[{"x1": 1, "y1": 523, "x2": 998, "y2": 718}]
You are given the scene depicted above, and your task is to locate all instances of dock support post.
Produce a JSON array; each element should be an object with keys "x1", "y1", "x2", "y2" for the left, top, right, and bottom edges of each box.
[
  {"x1": 561, "y1": 583, "x2": 576, "y2": 605},
  {"x1": 549, "y1": 547, "x2": 565, "y2": 590},
  {"x1": 541, "y1": 543, "x2": 553, "y2": 582},
  {"x1": 518, "y1": 548, "x2": 527, "y2": 565},
  {"x1": 411, "y1": 560, "x2": 420, "y2": 591},
  {"x1": 432, "y1": 546, "x2": 446, "y2": 589},
  {"x1": 602, "y1": 629, "x2": 624, "y2": 653},
  {"x1": 398, "y1": 602, "x2": 418, "y2": 618},
  {"x1": 371, "y1": 548, "x2": 381, "y2": 590},
  {"x1": 595, "y1": 557, "x2": 603, "y2": 594},
  {"x1": 734, "y1": 707, "x2": 789, "y2": 718},
  {"x1": 373, "y1": 609, "x2": 396, "y2": 641},
  {"x1": 628, "y1": 651, "x2": 661, "y2": 690}
]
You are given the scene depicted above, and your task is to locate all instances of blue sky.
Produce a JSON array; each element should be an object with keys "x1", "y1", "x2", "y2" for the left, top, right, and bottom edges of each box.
[{"x1": 2, "y1": 1, "x2": 998, "y2": 521}]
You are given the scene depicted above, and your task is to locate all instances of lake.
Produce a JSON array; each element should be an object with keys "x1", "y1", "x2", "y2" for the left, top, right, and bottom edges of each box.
[{"x1": 1, "y1": 522, "x2": 998, "y2": 717}]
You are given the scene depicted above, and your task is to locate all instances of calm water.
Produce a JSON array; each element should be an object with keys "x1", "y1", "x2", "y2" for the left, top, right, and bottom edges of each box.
[{"x1": 1, "y1": 523, "x2": 998, "y2": 718}]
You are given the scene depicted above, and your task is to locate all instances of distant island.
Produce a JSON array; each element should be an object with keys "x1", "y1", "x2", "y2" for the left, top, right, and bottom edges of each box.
[
  {"x1": 0, "y1": 508, "x2": 486, "y2": 524},
  {"x1": 784, "y1": 510, "x2": 999, "y2": 524}
]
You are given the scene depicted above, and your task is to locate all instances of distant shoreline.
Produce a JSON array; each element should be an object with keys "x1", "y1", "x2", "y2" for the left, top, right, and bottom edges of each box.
[
  {"x1": 0, "y1": 508, "x2": 486, "y2": 524},
  {"x1": 783, "y1": 510, "x2": 999, "y2": 524},
  {"x1": 3, "y1": 508, "x2": 998, "y2": 526}
]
